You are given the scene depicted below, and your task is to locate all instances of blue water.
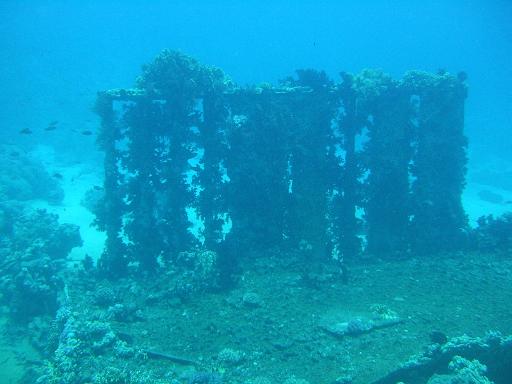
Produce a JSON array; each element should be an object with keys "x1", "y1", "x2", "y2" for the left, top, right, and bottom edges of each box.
[
  {"x1": 1, "y1": 2, "x2": 512, "y2": 383},
  {"x1": 1, "y1": 1, "x2": 511, "y2": 161}
]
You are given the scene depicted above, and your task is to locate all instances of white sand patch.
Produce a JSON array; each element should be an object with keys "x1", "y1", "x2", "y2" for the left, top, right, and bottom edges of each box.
[
  {"x1": 29, "y1": 146, "x2": 105, "y2": 261},
  {"x1": 463, "y1": 182, "x2": 512, "y2": 226},
  {"x1": 464, "y1": 156, "x2": 512, "y2": 226}
]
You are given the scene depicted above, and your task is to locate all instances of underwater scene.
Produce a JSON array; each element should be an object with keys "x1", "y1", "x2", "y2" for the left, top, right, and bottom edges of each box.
[{"x1": 1, "y1": 2, "x2": 512, "y2": 383}]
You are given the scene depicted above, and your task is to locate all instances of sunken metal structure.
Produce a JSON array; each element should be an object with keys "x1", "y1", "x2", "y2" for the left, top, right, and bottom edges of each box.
[{"x1": 95, "y1": 50, "x2": 468, "y2": 278}]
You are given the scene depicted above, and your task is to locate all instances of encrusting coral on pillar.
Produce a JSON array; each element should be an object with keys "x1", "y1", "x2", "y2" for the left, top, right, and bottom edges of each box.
[{"x1": 94, "y1": 49, "x2": 471, "y2": 278}]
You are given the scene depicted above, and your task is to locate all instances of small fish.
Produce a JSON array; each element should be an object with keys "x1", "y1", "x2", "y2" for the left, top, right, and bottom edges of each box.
[
  {"x1": 49, "y1": 120, "x2": 59, "y2": 126},
  {"x1": 93, "y1": 185, "x2": 103, "y2": 190},
  {"x1": 45, "y1": 125, "x2": 57, "y2": 131},
  {"x1": 52, "y1": 172, "x2": 63, "y2": 179},
  {"x1": 19, "y1": 128, "x2": 32, "y2": 134},
  {"x1": 478, "y1": 190, "x2": 503, "y2": 205},
  {"x1": 9, "y1": 151, "x2": 20, "y2": 157},
  {"x1": 429, "y1": 330, "x2": 448, "y2": 345},
  {"x1": 81, "y1": 130, "x2": 93, "y2": 136}
]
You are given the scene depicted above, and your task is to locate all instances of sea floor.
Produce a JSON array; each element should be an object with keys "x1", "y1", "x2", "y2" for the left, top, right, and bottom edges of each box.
[
  {"x1": 1, "y1": 151, "x2": 511, "y2": 383},
  {"x1": 3, "y1": 250, "x2": 510, "y2": 383},
  {"x1": 135, "y1": 252, "x2": 512, "y2": 383}
]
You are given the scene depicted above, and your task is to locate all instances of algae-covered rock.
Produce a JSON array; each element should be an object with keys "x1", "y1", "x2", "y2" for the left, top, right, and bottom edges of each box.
[
  {"x1": 321, "y1": 306, "x2": 402, "y2": 338},
  {"x1": 427, "y1": 356, "x2": 493, "y2": 384},
  {"x1": 372, "y1": 332, "x2": 512, "y2": 384}
]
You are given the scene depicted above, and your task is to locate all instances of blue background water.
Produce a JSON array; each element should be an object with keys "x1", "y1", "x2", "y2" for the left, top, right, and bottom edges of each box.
[
  {"x1": 0, "y1": 4, "x2": 511, "y2": 381},
  {"x1": 1, "y1": 0, "x2": 510, "y2": 162}
]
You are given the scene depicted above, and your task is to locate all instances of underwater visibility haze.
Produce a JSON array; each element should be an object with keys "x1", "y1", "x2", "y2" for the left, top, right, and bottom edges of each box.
[{"x1": 0, "y1": 1, "x2": 511, "y2": 383}]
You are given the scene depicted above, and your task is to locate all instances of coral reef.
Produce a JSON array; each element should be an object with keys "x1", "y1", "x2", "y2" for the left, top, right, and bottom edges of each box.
[
  {"x1": 81, "y1": 185, "x2": 105, "y2": 215},
  {"x1": 427, "y1": 356, "x2": 493, "y2": 384},
  {"x1": 0, "y1": 145, "x2": 64, "y2": 204},
  {"x1": 35, "y1": 304, "x2": 140, "y2": 383},
  {"x1": 472, "y1": 213, "x2": 512, "y2": 252},
  {"x1": 171, "y1": 249, "x2": 222, "y2": 296},
  {"x1": 182, "y1": 372, "x2": 223, "y2": 384},
  {"x1": 0, "y1": 205, "x2": 82, "y2": 321},
  {"x1": 372, "y1": 332, "x2": 512, "y2": 384}
]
